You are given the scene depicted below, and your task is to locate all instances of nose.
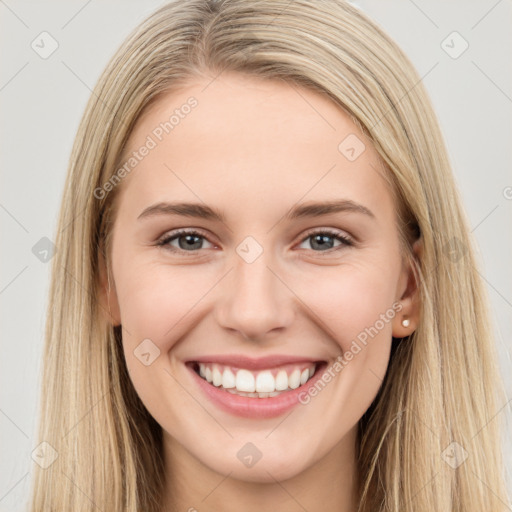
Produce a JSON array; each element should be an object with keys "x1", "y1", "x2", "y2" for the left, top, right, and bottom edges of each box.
[{"x1": 215, "y1": 251, "x2": 295, "y2": 342}]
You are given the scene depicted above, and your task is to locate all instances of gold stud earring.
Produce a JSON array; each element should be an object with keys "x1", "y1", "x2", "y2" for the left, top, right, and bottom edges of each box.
[{"x1": 401, "y1": 318, "x2": 410, "y2": 328}]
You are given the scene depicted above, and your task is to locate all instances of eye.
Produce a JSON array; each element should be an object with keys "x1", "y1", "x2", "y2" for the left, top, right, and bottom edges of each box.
[
  {"x1": 297, "y1": 229, "x2": 353, "y2": 252},
  {"x1": 157, "y1": 229, "x2": 215, "y2": 253},
  {"x1": 156, "y1": 228, "x2": 353, "y2": 255}
]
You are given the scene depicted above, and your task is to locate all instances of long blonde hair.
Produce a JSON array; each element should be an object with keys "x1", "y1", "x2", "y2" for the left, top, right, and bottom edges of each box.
[{"x1": 29, "y1": 1, "x2": 509, "y2": 510}]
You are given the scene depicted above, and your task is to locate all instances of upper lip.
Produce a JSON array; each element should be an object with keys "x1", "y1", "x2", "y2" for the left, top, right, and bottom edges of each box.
[{"x1": 186, "y1": 354, "x2": 325, "y2": 370}]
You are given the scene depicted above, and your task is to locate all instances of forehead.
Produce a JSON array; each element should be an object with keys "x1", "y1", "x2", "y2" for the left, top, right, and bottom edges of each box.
[{"x1": 115, "y1": 72, "x2": 394, "y2": 223}]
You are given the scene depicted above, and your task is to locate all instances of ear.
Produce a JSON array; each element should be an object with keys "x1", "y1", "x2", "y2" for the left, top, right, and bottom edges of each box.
[
  {"x1": 98, "y1": 242, "x2": 121, "y2": 326},
  {"x1": 392, "y1": 237, "x2": 422, "y2": 338}
]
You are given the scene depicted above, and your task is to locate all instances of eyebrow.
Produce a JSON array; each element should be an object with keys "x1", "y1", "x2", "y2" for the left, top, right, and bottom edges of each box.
[{"x1": 137, "y1": 199, "x2": 375, "y2": 222}]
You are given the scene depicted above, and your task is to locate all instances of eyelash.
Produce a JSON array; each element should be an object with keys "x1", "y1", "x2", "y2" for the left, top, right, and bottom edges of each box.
[{"x1": 156, "y1": 228, "x2": 354, "y2": 255}]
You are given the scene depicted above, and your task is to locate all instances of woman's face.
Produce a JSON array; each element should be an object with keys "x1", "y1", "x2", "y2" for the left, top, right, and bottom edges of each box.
[{"x1": 102, "y1": 72, "x2": 418, "y2": 484}]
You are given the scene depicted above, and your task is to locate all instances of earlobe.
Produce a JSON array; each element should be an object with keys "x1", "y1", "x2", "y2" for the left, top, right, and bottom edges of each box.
[
  {"x1": 97, "y1": 243, "x2": 122, "y2": 326},
  {"x1": 393, "y1": 237, "x2": 422, "y2": 337}
]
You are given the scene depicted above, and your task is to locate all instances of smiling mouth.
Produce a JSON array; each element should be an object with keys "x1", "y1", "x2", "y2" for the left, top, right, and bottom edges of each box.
[{"x1": 188, "y1": 360, "x2": 326, "y2": 398}]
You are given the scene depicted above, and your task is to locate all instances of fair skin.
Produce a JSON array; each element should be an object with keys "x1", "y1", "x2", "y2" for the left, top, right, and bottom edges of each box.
[{"x1": 100, "y1": 71, "x2": 421, "y2": 512}]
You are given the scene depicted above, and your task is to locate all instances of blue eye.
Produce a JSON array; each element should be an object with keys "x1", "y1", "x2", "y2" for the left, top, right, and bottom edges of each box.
[
  {"x1": 298, "y1": 229, "x2": 353, "y2": 252},
  {"x1": 157, "y1": 228, "x2": 353, "y2": 254},
  {"x1": 157, "y1": 230, "x2": 214, "y2": 252}
]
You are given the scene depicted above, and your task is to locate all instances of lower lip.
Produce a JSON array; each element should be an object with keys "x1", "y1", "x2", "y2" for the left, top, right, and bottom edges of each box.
[{"x1": 186, "y1": 362, "x2": 328, "y2": 419}]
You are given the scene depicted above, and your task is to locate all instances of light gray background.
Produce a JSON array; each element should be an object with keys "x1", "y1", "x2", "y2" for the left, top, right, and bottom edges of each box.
[{"x1": 1, "y1": 0, "x2": 511, "y2": 509}]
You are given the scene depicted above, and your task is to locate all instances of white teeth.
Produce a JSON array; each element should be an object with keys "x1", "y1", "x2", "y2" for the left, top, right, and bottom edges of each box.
[
  {"x1": 212, "y1": 365, "x2": 223, "y2": 387},
  {"x1": 275, "y1": 370, "x2": 289, "y2": 391},
  {"x1": 226, "y1": 389, "x2": 283, "y2": 398},
  {"x1": 236, "y1": 369, "x2": 255, "y2": 392},
  {"x1": 255, "y1": 371, "x2": 275, "y2": 393},
  {"x1": 288, "y1": 369, "x2": 301, "y2": 389},
  {"x1": 221, "y1": 368, "x2": 236, "y2": 389},
  {"x1": 196, "y1": 362, "x2": 318, "y2": 395}
]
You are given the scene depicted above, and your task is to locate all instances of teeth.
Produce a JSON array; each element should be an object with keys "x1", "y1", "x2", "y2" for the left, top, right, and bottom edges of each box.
[
  {"x1": 212, "y1": 365, "x2": 223, "y2": 387},
  {"x1": 196, "y1": 361, "x2": 317, "y2": 396},
  {"x1": 288, "y1": 369, "x2": 301, "y2": 389},
  {"x1": 221, "y1": 368, "x2": 236, "y2": 389},
  {"x1": 275, "y1": 370, "x2": 288, "y2": 391},
  {"x1": 255, "y1": 371, "x2": 275, "y2": 392},
  {"x1": 226, "y1": 389, "x2": 285, "y2": 398},
  {"x1": 236, "y1": 369, "x2": 255, "y2": 392}
]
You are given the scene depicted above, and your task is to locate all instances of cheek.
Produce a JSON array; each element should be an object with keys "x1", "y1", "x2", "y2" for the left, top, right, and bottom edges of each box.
[
  {"x1": 295, "y1": 260, "x2": 399, "y2": 352},
  {"x1": 294, "y1": 260, "x2": 397, "y2": 404},
  {"x1": 291, "y1": 264, "x2": 396, "y2": 430},
  {"x1": 112, "y1": 255, "x2": 241, "y2": 423},
  {"x1": 113, "y1": 260, "x2": 216, "y2": 415},
  {"x1": 114, "y1": 261, "x2": 212, "y2": 348}
]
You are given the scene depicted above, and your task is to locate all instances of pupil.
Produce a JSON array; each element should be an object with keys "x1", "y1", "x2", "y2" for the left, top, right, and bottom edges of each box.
[
  {"x1": 179, "y1": 234, "x2": 202, "y2": 250},
  {"x1": 312, "y1": 234, "x2": 333, "y2": 250}
]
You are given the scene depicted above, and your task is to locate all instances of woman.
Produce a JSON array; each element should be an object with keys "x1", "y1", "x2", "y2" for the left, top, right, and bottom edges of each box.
[{"x1": 29, "y1": 0, "x2": 510, "y2": 510}]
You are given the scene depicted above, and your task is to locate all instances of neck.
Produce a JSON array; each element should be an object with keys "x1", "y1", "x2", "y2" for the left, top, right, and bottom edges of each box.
[{"x1": 161, "y1": 427, "x2": 359, "y2": 512}]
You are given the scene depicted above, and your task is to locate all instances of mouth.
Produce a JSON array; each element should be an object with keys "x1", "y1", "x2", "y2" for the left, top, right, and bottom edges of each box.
[{"x1": 186, "y1": 360, "x2": 327, "y2": 399}]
